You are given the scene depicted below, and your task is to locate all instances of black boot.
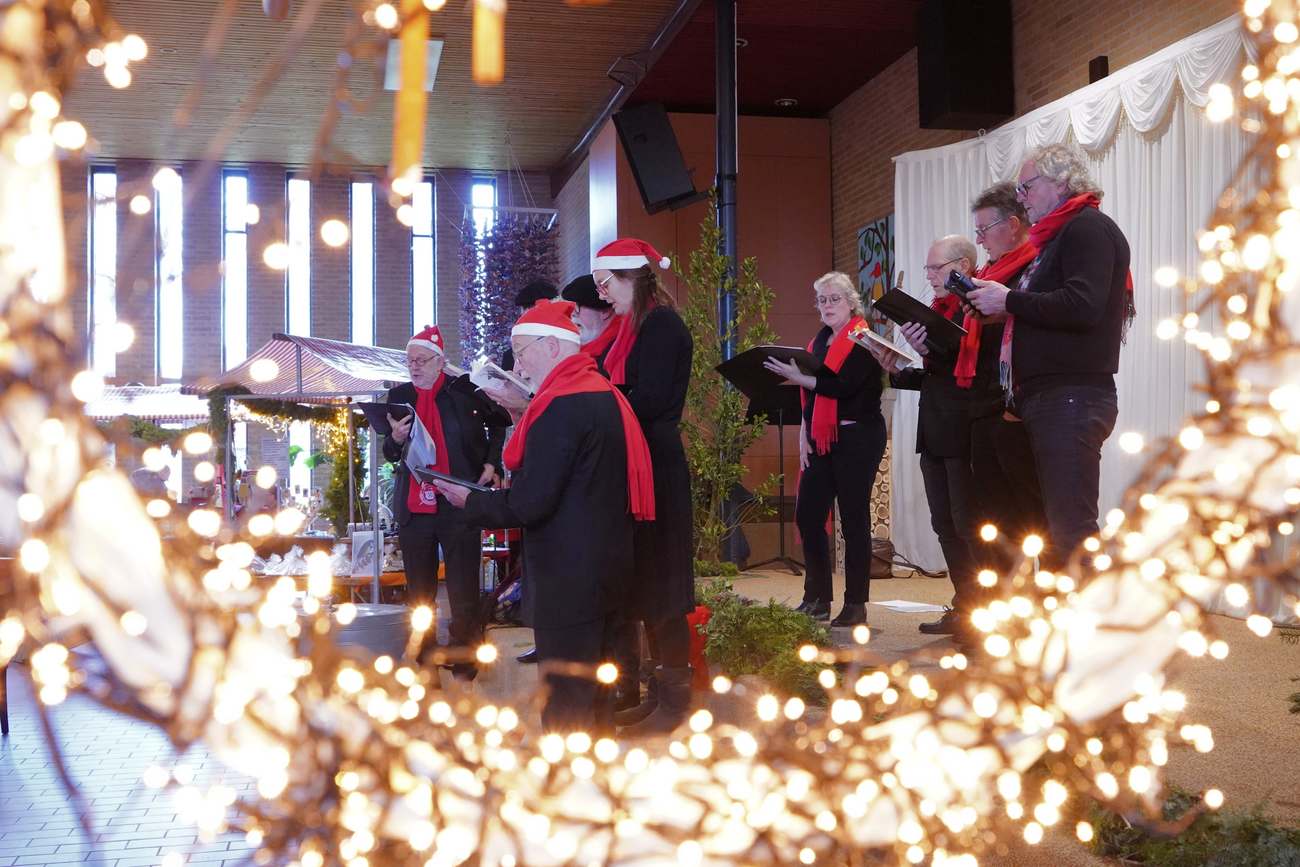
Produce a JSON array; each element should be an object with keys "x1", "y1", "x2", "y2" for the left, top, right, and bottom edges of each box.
[
  {"x1": 830, "y1": 602, "x2": 867, "y2": 627},
  {"x1": 613, "y1": 662, "x2": 659, "y2": 726},
  {"x1": 919, "y1": 609, "x2": 960, "y2": 634},
  {"x1": 795, "y1": 599, "x2": 830, "y2": 621},
  {"x1": 619, "y1": 665, "x2": 693, "y2": 737}
]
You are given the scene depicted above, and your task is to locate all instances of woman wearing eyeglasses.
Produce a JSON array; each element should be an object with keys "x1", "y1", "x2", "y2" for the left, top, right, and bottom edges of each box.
[
  {"x1": 591, "y1": 238, "x2": 695, "y2": 737},
  {"x1": 763, "y1": 271, "x2": 886, "y2": 627}
]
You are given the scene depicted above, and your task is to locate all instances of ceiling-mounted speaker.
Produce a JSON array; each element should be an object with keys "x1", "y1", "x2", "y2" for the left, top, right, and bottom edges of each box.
[{"x1": 917, "y1": 0, "x2": 1014, "y2": 130}]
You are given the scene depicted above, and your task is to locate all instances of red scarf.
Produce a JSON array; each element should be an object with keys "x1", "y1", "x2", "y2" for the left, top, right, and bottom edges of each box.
[
  {"x1": 802, "y1": 315, "x2": 866, "y2": 455},
  {"x1": 581, "y1": 314, "x2": 622, "y2": 362},
  {"x1": 965, "y1": 240, "x2": 1038, "y2": 389},
  {"x1": 603, "y1": 305, "x2": 654, "y2": 386},
  {"x1": 502, "y1": 353, "x2": 656, "y2": 520},
  {"x1": 406, "y1": 373, "x2": 452, "y2": 514}
]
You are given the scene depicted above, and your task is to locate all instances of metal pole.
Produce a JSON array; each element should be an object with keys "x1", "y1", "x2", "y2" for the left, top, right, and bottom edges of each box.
[
  {"x1": 715, "y1": 0, "x2": 739, "y2": 361},
  {"x1": 224, "y1": 397, "x2": 235, "y2": 522},
  {"x1": 346, "y1": 407, "x2": 356, "y2": 533},
  {"x1": 369, "y1": 395, "x2": 382, "y2": 604}
]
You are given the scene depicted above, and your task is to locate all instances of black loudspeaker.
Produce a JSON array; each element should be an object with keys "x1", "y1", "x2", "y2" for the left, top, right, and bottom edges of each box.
[
  {"x1": 917, "y1": 0, "x2": 1014, "y2": 130},
  {"x1": 612, "y1": 103, "x2": 705, "y2": 214}
]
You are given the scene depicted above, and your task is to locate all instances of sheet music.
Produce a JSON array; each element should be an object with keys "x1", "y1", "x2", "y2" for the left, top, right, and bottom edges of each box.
[
  {"x1": 470, "y1": 357, "x2": 533, "y2": 398},
  {"x1": 403, "y1": 410, "x2": 438, "y2": 477}
]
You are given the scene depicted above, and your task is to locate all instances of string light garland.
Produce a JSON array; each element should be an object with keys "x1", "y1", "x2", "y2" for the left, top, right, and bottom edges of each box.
[{"x1": 2, "y1": 3, "x2": 1299, "y2": 867}]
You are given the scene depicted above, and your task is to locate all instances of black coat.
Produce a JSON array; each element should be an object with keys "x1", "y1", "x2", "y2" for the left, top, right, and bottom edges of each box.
[
  {"x1": 619, "y1": 306, "x2": 695, "y2": 619},
  {"x1": 459, "y1": 391, "x2": 635, "y2": 629},
  {"x1": 1005, "y1": 206, "x2": 1131, "y2": 400},
  {"x1": 890, "y1": 304, "x2": 973, "y2": 459},
  {"x1": 381, "y1": 378, "x2": 506, "y2": 527}
]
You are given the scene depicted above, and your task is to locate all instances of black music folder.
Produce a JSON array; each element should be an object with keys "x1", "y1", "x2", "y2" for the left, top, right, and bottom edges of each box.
[{"x1": 870, "y1": 289, "x2": 967, "y2": 356}]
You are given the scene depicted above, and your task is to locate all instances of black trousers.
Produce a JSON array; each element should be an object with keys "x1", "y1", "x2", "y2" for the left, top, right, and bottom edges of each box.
[
  {"x1": 795, "y1": 417, "x2": 887, "y2": 606},
  {"x1": 919, "y1": 450, "x2": 977, "y2": 613},
  {"x1": 534, "y1": 615, "x2": 616, "y2": 732},
  {"x1": 968, "y1": 412, "x2": 1046, "y2": 578},
  {"x1": 398, "y1": 511, "x2": 484, "y2": 658},
  {"x1": 1019, "y1": 384, "x2": 1118, "y2": 570}
]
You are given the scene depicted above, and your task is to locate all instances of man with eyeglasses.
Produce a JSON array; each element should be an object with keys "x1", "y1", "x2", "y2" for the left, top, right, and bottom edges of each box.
[
  {"x1": 383, "y1": 325, "x2": 506, "y2": 682},
  {"x1": 965, "y1": 143, "x2": 1132, "y2": 569},
  {"x1": 877, "y1": 236, "x2": 984, "y2": 640},
  {"x1": 965, "y1": 182, "x2": 1046, "y2": 593}
]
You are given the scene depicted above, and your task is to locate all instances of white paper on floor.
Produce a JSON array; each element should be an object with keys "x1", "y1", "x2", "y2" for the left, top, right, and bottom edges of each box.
[{"x1": 870, "y1": 600, "x2": 949, "y2": 614}]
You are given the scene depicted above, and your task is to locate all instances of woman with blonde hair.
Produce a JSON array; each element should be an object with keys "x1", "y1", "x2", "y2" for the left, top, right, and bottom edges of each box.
[
  {"x1": 764, "y1": 271, "x2": 886, "y2": 626},
  {"x1": 592, "y1": 237, "x2": 695, "y2": 736}
]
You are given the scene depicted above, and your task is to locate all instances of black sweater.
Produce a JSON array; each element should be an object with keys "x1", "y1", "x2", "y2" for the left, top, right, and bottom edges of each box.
[
  {"x1": 1005, "y1": 206, "x2": 1131, "y2": 400},
  {"x1": 801, "y1": 325, "x2": 884, "y2": 439}
]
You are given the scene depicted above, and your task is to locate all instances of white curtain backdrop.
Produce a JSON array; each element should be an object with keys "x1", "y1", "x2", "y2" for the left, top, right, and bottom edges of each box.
[{"x1": 889, "y1": 16, "x2": 1251, "y2": 573}]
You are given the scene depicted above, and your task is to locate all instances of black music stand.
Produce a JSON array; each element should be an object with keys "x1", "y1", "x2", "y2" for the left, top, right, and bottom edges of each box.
[{"x1": 716, "y1": 347, "x2": 824, "y2": 575}]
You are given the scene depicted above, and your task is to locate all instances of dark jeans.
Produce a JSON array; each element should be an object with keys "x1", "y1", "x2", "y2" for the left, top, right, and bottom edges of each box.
[
  {"x1": 399, "y1": 512, "x2": 484, "y2": 665},
  {"x1": 795, "y1": 417, "x2": 887, "y2": 606},
  {"x1": 535, "y1": 615, "x2": 616, "y2": 732},
  {"x1": 969, "y1": 412, "x2": 1047, "y2": 578},
  {"x1": 612, "y1": 610, "x2": 692, "y2": 697},
  {"x1": 919, "y1": 450, "x2": 977, "y2": 613},
  {"x1": 1019, "y1": 384, "x2": 1118, "y2": 569}
]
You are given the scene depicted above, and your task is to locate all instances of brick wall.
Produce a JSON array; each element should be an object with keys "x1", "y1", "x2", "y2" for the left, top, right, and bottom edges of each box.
[
  {"x1": 60, "y1": 161, "x2": 554, "y2": 380},
  {"x1": 555, "y1": 156, "x2": 591, "y2": 283},
  {"x1": 829, "y1": 0, "x2": 1239, "y2": 272}
]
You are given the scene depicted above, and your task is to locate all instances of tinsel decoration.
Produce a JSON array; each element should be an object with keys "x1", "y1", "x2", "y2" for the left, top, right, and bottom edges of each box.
[{"x1": 458, "y1": 211, "x2": 558, "y2": 364}]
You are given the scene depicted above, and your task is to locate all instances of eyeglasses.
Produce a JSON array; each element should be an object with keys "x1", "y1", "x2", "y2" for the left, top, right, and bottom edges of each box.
[
  {"x1": 1015, "y1": 175, "x2": 1044, "y2": 197},
  {"x1": 814, "y1": 294, "x2": 845, "y2": 307},
  {"x1": 974, "y1": 215, "x2": 1009, "y2": 238},
  {"x1": 923, "y1": 257, "x2": 961, "y2": 274},
  {"x1": 513, "y1": 337, "x2": 546, "y2": 360},
  {"x1": 596, "y1": 273, "x2": 614, "y2": 290},
  {"x1": 407, "y1": 353, "x2": 441, "y2": 368}
]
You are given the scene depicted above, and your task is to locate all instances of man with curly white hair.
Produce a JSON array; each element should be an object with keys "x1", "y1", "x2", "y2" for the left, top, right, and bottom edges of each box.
[{"x1": 966, "y1": 143, "x2": 1132, "y2": 569}]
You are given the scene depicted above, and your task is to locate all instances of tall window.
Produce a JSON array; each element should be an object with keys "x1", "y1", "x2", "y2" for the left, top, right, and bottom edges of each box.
[
  {"x1": 351, "y1": 181, "x2": 375, "y2": 346},
  {"x1": 222, "y1": 170, "x2": 249, "y2": 368},
  {"x1": 286, "y1": 176, "x2": 312, "y2": 498},
  {"x1": 155, "y1": 168, "x2": 184, "y2": 380},
  {"x1": 471, "y1": 177, "x2": 496, "y2": 237},
  {"x1": 286, "y1": 176, "x2": 311, "y2": 337},
  {"x1": 89, "y1": 168, "x2": 117, "y2": 378},
  {"x1": 411, "y1": 179, "x2": 435, "y2": 331}
]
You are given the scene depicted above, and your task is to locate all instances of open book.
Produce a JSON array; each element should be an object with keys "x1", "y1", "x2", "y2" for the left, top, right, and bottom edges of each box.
[
  {"x1": 849, "y1": 322, "x2": 921, "y2": 368},
  {"x1": 470, "y1": 358, "x2": 534, "y2": 400}
]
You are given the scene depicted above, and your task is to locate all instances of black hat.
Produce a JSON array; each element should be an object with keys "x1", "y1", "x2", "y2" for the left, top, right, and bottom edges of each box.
[
  {"x1": 560, "y1": 274, "x2": 612, "y2": 311},
  {"x1": 514, "y1": 279, "x2": 557, "y2": 309}
]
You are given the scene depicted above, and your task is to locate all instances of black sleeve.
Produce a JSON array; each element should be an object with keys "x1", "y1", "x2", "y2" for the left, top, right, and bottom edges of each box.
[
  {"x1": 890, "y1": 368, "x2": 924, "y2": 391},
  {"x1": 459, "y1": 400, "x2": 582, "y2": 529},
  {"x1": 811, "y1": 345, "x2": 875, "y2": 399},
  {"x1": 381, "y1": 386, "x2": 405, "y2": 464},
  {"x1": 623, "y1": 311, "x2": 689, "y2": 421},
  {"x1": 484, "y1": 417, "x2": 505, "y2": 473},
  {"x1": 1005, "y1": 217, "x2": 1118, "y2": 331}
]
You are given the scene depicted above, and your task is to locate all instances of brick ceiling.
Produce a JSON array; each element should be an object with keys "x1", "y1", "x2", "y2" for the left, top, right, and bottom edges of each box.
[{"x1": 62, "y1": 0, "x2": 683, "y2": 171}]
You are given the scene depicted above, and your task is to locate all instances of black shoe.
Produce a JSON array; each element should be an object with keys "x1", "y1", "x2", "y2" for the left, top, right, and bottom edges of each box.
[
  {"x1": 830, "y1": 603, "x2": 867, "y2": 627},
  {"x1": 919, "y1": 609, "x2": 960, "y2": 635},
  {"x1": 618, "y1": 666, "x2": 692, "y2": 737},
  {"x1": 795, "y1": 599, "x2": 830, "y2": 621},
  {"x1": 516, "y1": 647, "x2": 538, "y2": 663}
]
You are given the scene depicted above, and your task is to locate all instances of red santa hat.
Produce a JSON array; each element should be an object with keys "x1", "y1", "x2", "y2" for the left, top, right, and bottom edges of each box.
[
  {"x1": 593, "y1": 238, "x2": 671, "y2": 272},
  {"x1": 511, "y1": 298, "x2": 582, "y2": 344},
  {"x1": 407, "y1": 325, "x2": 445, "y2": 356}
]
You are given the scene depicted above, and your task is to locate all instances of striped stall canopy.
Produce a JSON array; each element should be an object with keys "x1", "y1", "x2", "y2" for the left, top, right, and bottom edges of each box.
[
  {"x1": 85, "y1": 384, "x2": 214, "y2": 423},
  {"x1": 184, "y1": 333, "x2": 460, "y2": 399}
]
